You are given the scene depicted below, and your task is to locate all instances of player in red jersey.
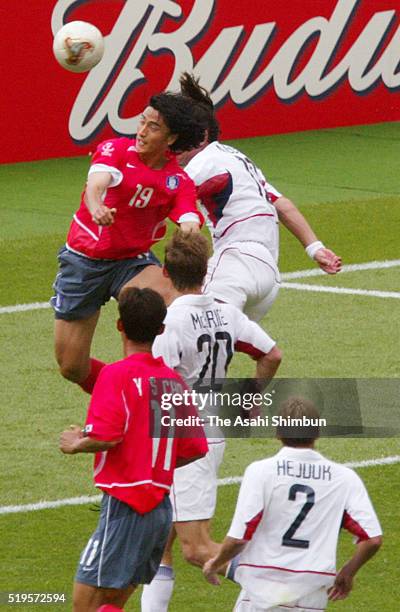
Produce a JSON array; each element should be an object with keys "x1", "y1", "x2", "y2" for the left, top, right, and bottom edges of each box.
[
  {"x1": 60, "y1": 287, "x2": 207, "y2": 612},
  {"x1": 51, "y1": 91, "x2": 207, "y2": 393}
]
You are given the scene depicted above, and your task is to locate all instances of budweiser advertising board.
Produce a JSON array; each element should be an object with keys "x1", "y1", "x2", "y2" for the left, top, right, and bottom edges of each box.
[{"x1": 2, "y1": 0, "x2": 399, "y2": 163}]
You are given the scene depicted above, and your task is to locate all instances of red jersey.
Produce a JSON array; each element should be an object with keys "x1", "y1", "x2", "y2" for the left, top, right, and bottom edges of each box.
[
  {"x1": 84, "y1": 352, "x2": 208, "y2": 514},
  {"x1": 66, "y1": 138, "x2": 200, "y2": 259}
]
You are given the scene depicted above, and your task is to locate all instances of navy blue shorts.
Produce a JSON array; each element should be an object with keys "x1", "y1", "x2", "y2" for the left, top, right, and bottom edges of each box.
[
  {"x1": 75, "y1": 493, "x2": 172, "y2": 589},
  {"x1": 51, "y1": 246, "x2": 160, "y2": 320}
]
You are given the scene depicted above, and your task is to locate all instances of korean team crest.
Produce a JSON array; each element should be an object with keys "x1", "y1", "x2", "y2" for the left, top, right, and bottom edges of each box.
[
  {"x1": 166, "y1": 175, "x2": 180, "y2": 190},
  {"x1": 101, "y1": 142, "x2": 115, "y2": 157}
]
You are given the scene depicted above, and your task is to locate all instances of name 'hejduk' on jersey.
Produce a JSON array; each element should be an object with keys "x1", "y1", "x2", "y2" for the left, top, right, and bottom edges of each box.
[
  {"x1": 51, "y1": 0, "x2": 400, "y2": 142},
  {"x1": 276, "y1": 459, "x2": 332, "y2": 481}
]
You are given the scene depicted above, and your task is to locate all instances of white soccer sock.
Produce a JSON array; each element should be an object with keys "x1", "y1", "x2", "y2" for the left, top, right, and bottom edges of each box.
[{"x1": 141, "y1": 565, "x2": 175, "y2": 612}]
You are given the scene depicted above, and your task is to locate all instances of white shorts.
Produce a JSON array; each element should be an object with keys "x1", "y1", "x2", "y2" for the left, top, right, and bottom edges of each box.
[
  {"x1": 204, "y1": 241, "x2": 281, "y2": 322},
  {"x1": 170, "y1": 441, "x2": 225, "y2": 522},
  {"x1": 234, "y1": 587, "x2": 329, "y2": 611}
]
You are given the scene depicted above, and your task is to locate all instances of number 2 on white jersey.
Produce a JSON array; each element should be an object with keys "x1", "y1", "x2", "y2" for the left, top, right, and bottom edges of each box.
[{"x1": 282, "y1": 484, "x2": 315, "y2": 549}]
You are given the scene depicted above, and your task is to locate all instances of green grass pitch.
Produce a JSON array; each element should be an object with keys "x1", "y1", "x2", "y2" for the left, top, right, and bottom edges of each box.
[{"x1": 0, "y1": 122, "x2": 399, "y2": 610}]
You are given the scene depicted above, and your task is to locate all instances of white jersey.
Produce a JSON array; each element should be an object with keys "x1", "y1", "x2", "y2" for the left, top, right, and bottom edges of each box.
[
  {"x1": 153, "y1": 293, "x2": 275, "y2": 437},
  {"x1": 153, "y1": 293, "x2": 276, "y2": 520},
  {"x1": 153, "y1": 293, "x2": 275, "y2": 385},
  {"x1": 228, "y1": 446, "x2": 382, "y2": 610},
  {"x1": 184, "y1": 141, "x2": 281, "y2": 262}
]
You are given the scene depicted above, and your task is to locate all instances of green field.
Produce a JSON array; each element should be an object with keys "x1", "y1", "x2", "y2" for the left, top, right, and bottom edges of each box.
[{"x1": 1, "y1": 122, "x2": 399, "y2": 610}]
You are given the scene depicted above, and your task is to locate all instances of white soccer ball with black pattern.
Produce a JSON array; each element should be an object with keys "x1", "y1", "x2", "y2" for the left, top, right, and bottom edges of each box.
[{"x1": 53, "y1": 21, "x2": 104, "y2": 73}]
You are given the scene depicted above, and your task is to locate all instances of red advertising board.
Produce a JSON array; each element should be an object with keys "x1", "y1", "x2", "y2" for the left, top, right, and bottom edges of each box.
[{"x1": 2, "y1": 0, "x2": 399, "y2": 163}]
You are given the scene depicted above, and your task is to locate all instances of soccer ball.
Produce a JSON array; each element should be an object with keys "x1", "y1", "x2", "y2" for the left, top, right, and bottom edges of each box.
[{"x1": 53, "y1": 21, "x2": 104, "y2": 73}]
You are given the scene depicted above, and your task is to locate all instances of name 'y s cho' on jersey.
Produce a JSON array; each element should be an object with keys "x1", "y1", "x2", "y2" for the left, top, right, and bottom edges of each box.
[
  {"x1": 66, "y1": 138, "x2": 200, "y2": 260},
  {"x1": 84, "y1": 352, "x2": 207, "y2": 514}
]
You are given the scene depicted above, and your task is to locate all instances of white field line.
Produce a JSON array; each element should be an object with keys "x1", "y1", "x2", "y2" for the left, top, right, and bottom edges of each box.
[
  {"x1": 1, "y1": 259, "x2": 399, "y2": 315},
  {"x1": 1, "y1": 455, "x2": 399, "y2": 516},
  {"x1": 0, "y1": 301, "x2": 50, "y2": 314},
  {"x1": 281, "y1": 259, "x2": 400, "y2": 280},
  {"x1": 218, "y1": 455, "x2": 400, "y2": 486},
  {"x1": 282, "y1": 282, "x2": 400, "y2": 299},
  {"x1": 0, "y1": 495, "x2": 102, "y2": 515}
]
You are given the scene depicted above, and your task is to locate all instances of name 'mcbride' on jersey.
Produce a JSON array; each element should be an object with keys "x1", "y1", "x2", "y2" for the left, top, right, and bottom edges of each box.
[{"x1": 152, "y1": 292, "x2": 276, "y2": 438}]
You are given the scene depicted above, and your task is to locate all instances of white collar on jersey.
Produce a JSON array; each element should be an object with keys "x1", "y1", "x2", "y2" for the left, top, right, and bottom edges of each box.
[
  {"x1": 276, "y1": 446, "x2": 325, "y2": 462},
  {"x1": 168, "y1": 292, "x2": 216, "y2": 308}
]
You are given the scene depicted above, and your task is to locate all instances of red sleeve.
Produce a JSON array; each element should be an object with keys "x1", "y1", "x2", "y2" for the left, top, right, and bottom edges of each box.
[
  {"x1": 173, "y1": 375, "x2": 208, "y2": 460},
  {"x1": 196, "y1": 173, "x2": 231, "y2": 199},
  {"x1": 85, "y1": 366, "x2": 127, "y2": 442},
  {"x1": 341, "y1": 511, "x2": 370, "y2": 542},
  {"x1": 195, "y1": 173, "x2": 232, "y2": 226},
  {"x1": 91, "y1": 138, "x2": 125, "y2": 170},
  {"x1": 167, "y1": 172, "x2": 204, "y2": 225},
  {"x1": 341, "y1": 471, "x2": 382, "y2": 542},
  {"x1": 229, "y1": 306, "x2": 276, "y2": 359},
  {"x1": 177, "y1": 433, "x2": 208, "y2": 460}
]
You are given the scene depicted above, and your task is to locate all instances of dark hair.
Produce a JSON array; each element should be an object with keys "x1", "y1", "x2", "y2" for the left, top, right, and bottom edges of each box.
[
  {"x1": 276, "y1": 397, "x2": 321, "y2": 446},
  {"x1": 165, "y1": 230, "x2": 210, "y2": 291},
  {"x1": 149, "y1": 92, "x2": 207, "y2": 152},
  {"x1": 118, "y1": 287, "x2": 166, "y2": 343},
  {"x1": 179, "y1": 72, "x2": 220, "y2": 142}
]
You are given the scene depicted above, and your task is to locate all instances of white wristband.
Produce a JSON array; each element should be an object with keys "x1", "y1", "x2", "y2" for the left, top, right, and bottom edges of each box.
[
  {"x1": 177, "y1": 212, "x2": 201, "y2": 224},
  {"x1": 305, "y1": 240, "x2": 325, "y2": 260}
]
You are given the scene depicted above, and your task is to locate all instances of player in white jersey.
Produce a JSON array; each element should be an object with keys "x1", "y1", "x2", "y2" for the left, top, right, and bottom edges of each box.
[
  {"x1": 203, "y1": 398, "x2": 382, "y2": 611},
  {"x1": 179, "y1": 73, "x2": 341, "y2": 321},
  {"x1": 141, "y1": 231, "x2": 282, "y2": 611}
]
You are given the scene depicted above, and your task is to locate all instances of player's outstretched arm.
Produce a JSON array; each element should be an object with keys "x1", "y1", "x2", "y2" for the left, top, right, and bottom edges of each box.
[
  {"x1": 203, "y1": 536, "x2": 246, "y2": 586},
  {"x1": 239, "y1": 345, "x2": 282, "y2": 420},
  {"x1": 179, "y1": 220, "x2": 200, "y2": 233},
  {"x1": 59, "y1": 425, "x2": 121, "y2": 454},
  {"x1": 84, "y1": 171, "x2": 116, "y2": 226},
  {"x1": 274, "y1": 196, "x2": 341, "y2": 274},
  {"x1": 235, "y1": 319, "x2": 282, "y2": 421},
  {"x1": 256, "y1": 345, "x2": 282, "y2": 380},
  {"x1": 328, "y1": 536, "x2": 382, "y2": 601},
  {"x1": 313, "y1": 247, "x2": 342, "y2": 274}
]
